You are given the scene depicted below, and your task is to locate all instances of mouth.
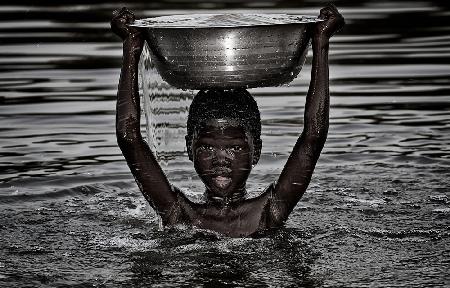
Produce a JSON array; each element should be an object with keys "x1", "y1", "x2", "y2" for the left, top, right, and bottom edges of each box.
[
  {"x1": 212, "y1": 166, "x2": 232, "y2": 174},
  {"x1": 212, "y1": 175, "x2": 232, "y2": 189}
]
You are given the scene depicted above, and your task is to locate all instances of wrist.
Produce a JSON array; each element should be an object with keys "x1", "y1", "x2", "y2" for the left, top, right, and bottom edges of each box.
[{"x1": 123, "y1": 36, "x2": 144, "y2": 55}]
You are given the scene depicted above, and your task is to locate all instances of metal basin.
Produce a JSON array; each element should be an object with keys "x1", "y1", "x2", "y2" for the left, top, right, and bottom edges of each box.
[{"x1": 132, "y1": 14, "x2": 319, "y2": 90}]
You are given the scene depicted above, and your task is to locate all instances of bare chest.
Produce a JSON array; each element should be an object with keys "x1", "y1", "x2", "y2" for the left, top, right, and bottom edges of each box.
[{"x1": 180, "y1": 199, "x2": 271, "y2": 237}]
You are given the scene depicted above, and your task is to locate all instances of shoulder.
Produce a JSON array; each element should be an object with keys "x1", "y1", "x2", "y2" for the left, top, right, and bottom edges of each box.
[
  {"x1": 160, "y1": 185, "x2": 196, "y2": 225},
  {"x1": 258, "y1": 182, "x2": 289, "y2": 228}
]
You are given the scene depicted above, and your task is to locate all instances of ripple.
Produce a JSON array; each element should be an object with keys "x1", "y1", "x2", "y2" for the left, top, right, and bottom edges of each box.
[
  {"x1": 358, "y1": 227, "x2": 447, "y2": 242},
  {"x1": 0, "y1": 1, "x2": 449, "y2": 287}
]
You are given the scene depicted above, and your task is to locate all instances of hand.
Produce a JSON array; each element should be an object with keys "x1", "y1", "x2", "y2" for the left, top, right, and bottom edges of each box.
[
  {"x1": 314, "y1": 3, "x2": 345, "y2": 40},
  {"x1": 111, "y1": 7, "x2": 142, "y2": 41}
]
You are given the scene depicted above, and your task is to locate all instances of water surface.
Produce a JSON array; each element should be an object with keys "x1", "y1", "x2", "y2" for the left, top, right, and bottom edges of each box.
[{"x1": 0, "y1": 0, "x2": 449, "y2": 287}]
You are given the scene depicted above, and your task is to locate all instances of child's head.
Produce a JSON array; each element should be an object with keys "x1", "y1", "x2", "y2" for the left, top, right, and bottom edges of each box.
[{"x1": 186, "y1": 89, "x2": 262, "y2": 197}]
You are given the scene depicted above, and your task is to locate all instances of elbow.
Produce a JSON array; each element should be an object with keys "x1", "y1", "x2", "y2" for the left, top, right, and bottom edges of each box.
[
  {"x1": 116, "y1": 128, "x2": 142, "y2": 149},
  {"x1": 300, "y1": 130, "x2": 328, "y2": 156},
  {"x1": 303, "y1": 114, "x2": 329, "y2": 144},
  {"x1": 303, "y1": 128, "x2": 328, "y2": 145},
  {"x1": 116, "y1": 115, "x2": 142, "y2": 146}
]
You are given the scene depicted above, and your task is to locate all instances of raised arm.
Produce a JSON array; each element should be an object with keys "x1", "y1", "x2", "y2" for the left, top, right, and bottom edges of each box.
[
  {"x1": 111, "y1": 8, "x2": 178, "y2": 218},
  {"x1": 269, "y1": 4, "x2": 344, "y2": 224}
]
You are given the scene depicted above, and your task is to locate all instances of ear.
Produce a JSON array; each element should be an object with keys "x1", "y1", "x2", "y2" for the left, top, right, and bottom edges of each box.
[
  {"x1": 252, "y1": 138, "x2": 262, "y2": 165},
  {"x1": 185, "y1": 135, "x2": 193, "y2": 161}
]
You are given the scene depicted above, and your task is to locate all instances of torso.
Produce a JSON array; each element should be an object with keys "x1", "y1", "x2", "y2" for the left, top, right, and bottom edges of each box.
[{"x1": 163, "y1": 186, "x2": 279, "y2": 237}]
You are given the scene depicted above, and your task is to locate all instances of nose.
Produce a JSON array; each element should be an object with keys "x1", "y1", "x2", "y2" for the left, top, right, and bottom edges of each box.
[{"x1": 214, "y1": 147, "x2": 232, "y2": 164}]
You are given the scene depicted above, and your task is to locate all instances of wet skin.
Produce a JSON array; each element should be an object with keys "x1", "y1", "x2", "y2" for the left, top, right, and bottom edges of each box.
[
  {"x1": 111, "y1": 5, "x2": 344, "y2": 237},
  {"x1": 191, "y1": 119, "x2": 257, "y2": 200}
]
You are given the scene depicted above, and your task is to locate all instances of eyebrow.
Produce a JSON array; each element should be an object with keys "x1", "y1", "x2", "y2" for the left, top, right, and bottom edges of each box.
[{"x1": 196, "y1": 136, "x2": 249, "y2": 145}]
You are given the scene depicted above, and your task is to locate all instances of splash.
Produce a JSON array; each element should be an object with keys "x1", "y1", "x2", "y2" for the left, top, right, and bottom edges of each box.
[
  {"x1": 139, "y1": 43, "x2": 205, "y2": 199},
  {"x1": 139, "y1": 42, "x2": 195, "y2": 165}
]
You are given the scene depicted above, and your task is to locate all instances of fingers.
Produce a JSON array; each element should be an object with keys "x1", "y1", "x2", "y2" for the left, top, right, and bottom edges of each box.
[
  {"x1": 315, "y1": 4, "x2": 345, "y2": 38},
  {"x1": 126, "y1": 12, "x2": 136, "y2": 23},
  {"x1": 112, "y1": 7, "x2": 126, "y2": 18},
  {"x1": 319, "y1": 8, "x2": 331, "y2": 20},
  {"x1": 319, "y1": 7, "x2": 335, "y2": 20},
  {"x1": 319, "y1": 3, "x2": 341, "y2": 19},
  {"x1": 112, "y1": 7, "x2": 135, "y2": 24},
  {"x1": 111, "y1": 7, "x2": 140, "y2": 40}
]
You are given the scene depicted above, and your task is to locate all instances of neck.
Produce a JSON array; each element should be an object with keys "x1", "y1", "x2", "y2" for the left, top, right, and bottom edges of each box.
[{"x1": 205, "y1": 189, "x2": 247, "y2": 206}]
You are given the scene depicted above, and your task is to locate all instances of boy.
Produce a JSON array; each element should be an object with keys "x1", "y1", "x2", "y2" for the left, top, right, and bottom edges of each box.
[{"x1": 111, "y1": 5, "x2": 344, "y2": 237}]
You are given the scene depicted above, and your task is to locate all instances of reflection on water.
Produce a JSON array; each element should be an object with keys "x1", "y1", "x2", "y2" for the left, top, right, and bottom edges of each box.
[{"x1": 0, "y1": 0, "x2": 449, "y2": 287}]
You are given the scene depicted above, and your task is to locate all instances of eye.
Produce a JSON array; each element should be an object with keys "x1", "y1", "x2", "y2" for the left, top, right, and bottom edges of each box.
[
  {"x1": 230, "y1": 145, "x2": 243, "y2": 152},
  {"x1": 199, "y1": 144, "x2": 214, "y2": 152}
]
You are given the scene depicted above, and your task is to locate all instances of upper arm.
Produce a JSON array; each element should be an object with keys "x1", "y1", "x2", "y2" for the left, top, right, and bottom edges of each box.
[
  {"x1": 269, "y1": 133, "x2": 326, "y2": 224},
  {"x1": 114, "y1": 31, "x2": 180, "y2": 219},
  {"x1": 118, "y1": 135, "x2": 179, "y2": 217},
  {"x1": 268, "y1": 36, "x2": 331, "y2": 224}
]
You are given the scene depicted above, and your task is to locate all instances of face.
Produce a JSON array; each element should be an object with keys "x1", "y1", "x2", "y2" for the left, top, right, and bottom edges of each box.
[{"x1": 189, "y1": 119, "x2": 258, "y2": 198}]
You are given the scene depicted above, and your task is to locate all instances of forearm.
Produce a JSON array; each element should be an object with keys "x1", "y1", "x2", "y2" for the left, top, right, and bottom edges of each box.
[
  {"x1": 269, "y1": 38, "x2": 331, "y2": 223},
  {"x1": 111, "y1": 9, "x2": 178, "y2": 218},
  {"x1": 116, "y1": 36, "x2": 144, "y2": 143},
  {"x1": 303, "y1": 36, "x2": 330, "y2": 144},
  {"x1": 269, "y1": 5, "x2": 343, "y2": 225},
  {"x1": 115, "y1": 36, "x2": 176, "y2": 213}
]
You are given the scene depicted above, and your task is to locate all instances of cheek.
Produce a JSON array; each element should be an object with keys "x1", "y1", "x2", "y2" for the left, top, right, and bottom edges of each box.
[
  {"x1": 195, "y1": 150, "x2": 213, "y2": 162},
  {"x1": 239, "y1": 148, "x2": 253, "y2": 160},
  {"x1": 233, "y1": 151, "x2": 253, "y2": 170},
  {"x1": 193, "y1": 151, "x2": 212, "y2": 170}
]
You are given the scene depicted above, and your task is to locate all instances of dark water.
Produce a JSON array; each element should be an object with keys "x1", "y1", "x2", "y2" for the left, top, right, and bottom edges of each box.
[{"x1": 0, "y1": 0, "x2": 449, "y2": 287}]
